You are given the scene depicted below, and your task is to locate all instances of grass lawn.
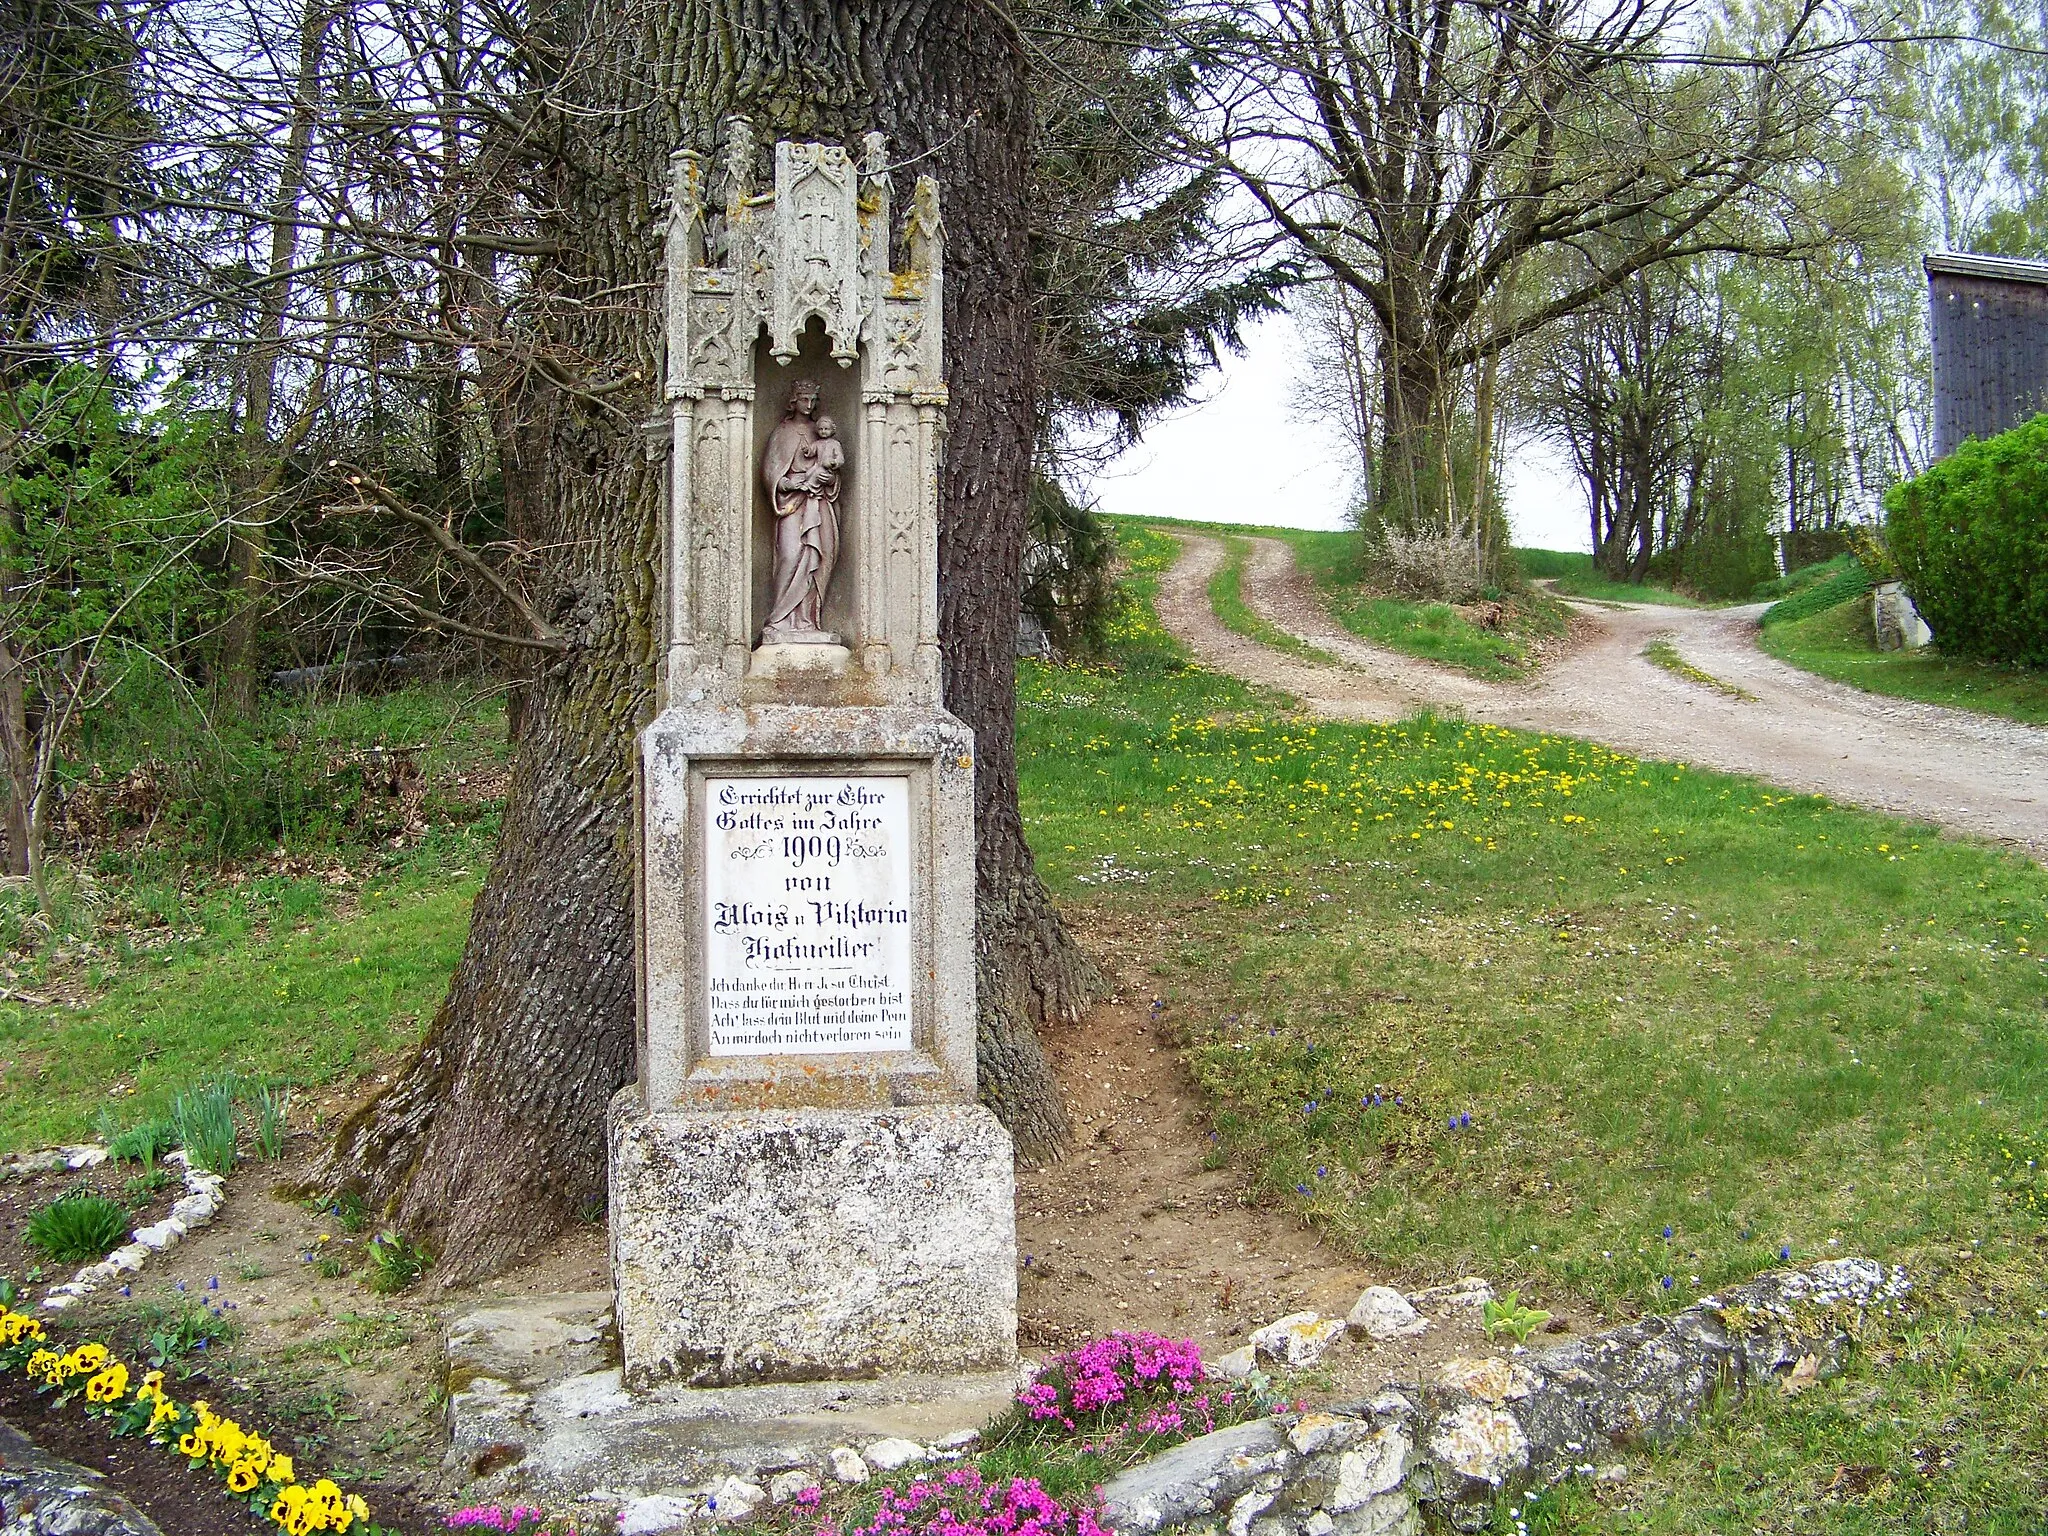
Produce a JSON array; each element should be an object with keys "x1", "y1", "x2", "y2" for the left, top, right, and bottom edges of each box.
[
  {"x1": 1019, "y1": 522, "x2": 2048, "y2": 1530},
  {"x1": 1514, "y1": 548, "x2": 1713, "y2": 608},
  {"x1": 1761, "y1": 595, "x2": 2048, "y2": 727},
  {"x1": 1282, "y1": 530, "x2": 1567, "y2": 679}
]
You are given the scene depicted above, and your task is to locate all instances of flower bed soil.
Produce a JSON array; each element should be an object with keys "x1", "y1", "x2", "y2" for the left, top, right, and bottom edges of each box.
[{"x1": 0, "y1": 1157, "x2": 184, "y2": 1295}]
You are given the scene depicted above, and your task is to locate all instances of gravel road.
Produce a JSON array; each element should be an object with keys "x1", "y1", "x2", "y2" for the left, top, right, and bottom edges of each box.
[{"x1": 1155, "y1": 532, "x2": 2048, "y2": 860}]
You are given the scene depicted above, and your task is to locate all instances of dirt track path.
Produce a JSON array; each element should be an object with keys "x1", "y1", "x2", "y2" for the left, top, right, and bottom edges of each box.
[{"x1": 1158, "y1": 532, "x2": 2048, "y2": 861}]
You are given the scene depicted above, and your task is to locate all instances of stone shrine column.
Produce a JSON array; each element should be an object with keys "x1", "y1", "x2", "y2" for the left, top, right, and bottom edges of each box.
[{"x1": 612, "y1": 128, "x2": 1015, "y2": 1388}]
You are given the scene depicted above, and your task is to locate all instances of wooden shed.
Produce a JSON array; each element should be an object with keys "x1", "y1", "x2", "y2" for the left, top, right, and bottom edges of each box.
[{"x1": 1926, "y1": 251, "x2": 2048, "y2": 457}]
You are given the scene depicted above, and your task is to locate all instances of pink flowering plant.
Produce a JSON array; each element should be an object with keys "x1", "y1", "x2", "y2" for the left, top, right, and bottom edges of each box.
[
  {"x1": 993, "y1": 1331, "x2": 1246, "y2": 1468},
  {"x1": 815, "y1": 1467, "x2": 1108, "y2": 1536}
]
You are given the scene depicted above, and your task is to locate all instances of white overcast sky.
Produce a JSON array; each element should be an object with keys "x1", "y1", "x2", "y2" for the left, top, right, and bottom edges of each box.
[{"x1": 1082, "y1": 311, "x2": 1590, "y2": 553}]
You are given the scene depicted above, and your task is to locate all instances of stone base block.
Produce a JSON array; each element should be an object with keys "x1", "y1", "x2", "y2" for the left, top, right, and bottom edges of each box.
[{"x1": 609, "y1": 1100, "x2": 1016, "y2": 1387}]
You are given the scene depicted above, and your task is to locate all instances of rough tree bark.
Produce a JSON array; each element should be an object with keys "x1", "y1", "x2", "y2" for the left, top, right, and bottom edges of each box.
[{"x1": 319, "y1": 0, "x2": 1097, "y2": 1283}]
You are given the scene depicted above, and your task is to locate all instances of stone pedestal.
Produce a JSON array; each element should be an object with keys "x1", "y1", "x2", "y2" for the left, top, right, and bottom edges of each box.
[{"x1": 610, "y1": 1101, "x2": 1016, "y2": 1387}]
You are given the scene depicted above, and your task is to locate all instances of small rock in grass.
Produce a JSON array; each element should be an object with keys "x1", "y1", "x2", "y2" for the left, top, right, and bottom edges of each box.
[
  {"x1": 829, "y1": 1447, "x2": 869, "y2": 1484},
  {"x1": 933, "y1": 1429, "x2": 979, "y2": 1451},
  {"x1": 768, "y1": 1470, "x2": 821, "y2": 1504},
  {"x1": 64, "y1": 1147, "x2": 107, "y2": 1170},
  {"x1": 864, "y1": 1438, "x2": 927, "y2": 1472},
  {"x1": 1595, "y1": 1463, "x2": 1629, "y2": 1484},
  {"x1": 1212, "y1": 1345, "x2": 1258, "y2": 1381},
  {"x1": 711, "y1": 1476, "x2": 765, "y2": 1522},
  {"x1": 618, "y1": 1494, "x2": 697, "y2": 1535},
  {"x1": 1249, "y1": 1312, "x2": 1345, "y2": 1368},
  {"x1": 1347, "y1": 1287, "x2": 1428, "y2": 1341}
]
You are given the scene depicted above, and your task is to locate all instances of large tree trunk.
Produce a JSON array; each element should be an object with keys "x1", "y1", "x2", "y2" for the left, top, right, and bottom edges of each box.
[{"x1": 319, "y1": 0, "x2": 1094, "y2": 1284}]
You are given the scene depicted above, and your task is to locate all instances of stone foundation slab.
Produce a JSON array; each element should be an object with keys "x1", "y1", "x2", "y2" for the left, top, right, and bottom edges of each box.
[{"x1": 609, "y1": 1099, "x2": 1016, "y2": 1387}]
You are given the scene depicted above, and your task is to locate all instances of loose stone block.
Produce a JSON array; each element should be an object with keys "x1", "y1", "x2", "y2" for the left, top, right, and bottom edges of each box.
[{"x1": 610, "y1": 1100, "x2": 1017, "y2": 1386}]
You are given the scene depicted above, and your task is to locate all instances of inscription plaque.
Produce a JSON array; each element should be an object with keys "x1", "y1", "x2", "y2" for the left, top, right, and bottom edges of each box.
[{"x1": 703, "y1": 774, "x2": 914, "y2": 1055}]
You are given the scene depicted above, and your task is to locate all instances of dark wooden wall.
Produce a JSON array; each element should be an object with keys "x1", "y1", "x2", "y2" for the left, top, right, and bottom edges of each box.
[{"x1": 1929, "y1": 263, "x2": 2048, "y2": 457}]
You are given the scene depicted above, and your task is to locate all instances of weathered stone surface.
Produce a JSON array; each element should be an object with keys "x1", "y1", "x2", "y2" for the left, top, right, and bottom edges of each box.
[
  {"x1": 610, "y1": 1101, "x2": 1016, "y2": 1386},
  {"x1": 1095, "y1": 1419, "x2": 1291, "y2": 1536},
  {"x1": 768, "y1": 1469, "x2": 821, "y2": 1503},
  {"x1": 618, "y1": 1494, "x2": 697, "y2": 1535},
  {"x1": 446, "y1": 1292, "x2": 612, "y2": 1395},
  {"x1": 864, "y1": 1437, "x2": 927, "y2": 1472},
  {"x1": 1211, "y1": 1346, "x2": 1257, "y2": 1382},
  {"x1": 1431, "y1": 1358, "x2": 1538, "y2": 1405},
  {"x1": 1344, "y1": 1289, "x2": 1426, "y2": 1342},
  {"x1": 0, "y1": 1418, "x2": 161, "y2": 1535},
  {"x1": 1404, "y1": 1278, "x2": 1491, "y2": 1314},
  {"x1": 444, "y1": 1290, "x2": 1018, "y2": 1508},
  {"x1": 1327, "y1": 1428, "x2": 1410, "y2": 1511},
  {"x1": 1249, "y1": 1314, "x2": 1345, "y2": 1369},
  {"x1": 1095, "y1": 1260, "x2": 1909, "y2": 1535},
  {"x1": 710, "y1": 1476, "x2": 766, "y2": 1521},
  {"x1": 829, "y1": 1448, "x2": 870, "y2": 1484}
]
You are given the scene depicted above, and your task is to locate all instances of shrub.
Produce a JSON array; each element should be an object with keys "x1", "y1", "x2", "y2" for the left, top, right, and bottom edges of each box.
[
  {"x1": 26, "y1": 1192, "x2": 131, "y2": 1262},
  {"x1": 1374, "y1": 526, "x2": 1485, "y2": 601},
  {"x1": 1885, "y1": 414, "x2": 2048, "y2": 665}
]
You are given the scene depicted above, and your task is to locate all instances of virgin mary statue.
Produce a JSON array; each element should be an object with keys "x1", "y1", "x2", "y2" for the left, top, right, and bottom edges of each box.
[{"x1": 759, "y1": 381, "x2": 842, "y2": 645}]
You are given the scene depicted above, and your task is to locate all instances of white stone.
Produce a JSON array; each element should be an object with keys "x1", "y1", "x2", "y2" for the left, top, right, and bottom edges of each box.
[
  {"x1": 768, "y1": 1470, "x2": 821, "y2": 1504},
  {"x1": 710, "y1": 1476, "x2": 765, "y2": 1521},
  {"x1": 1330, "y1": 1491, "x2": 1419, "y2": 1536},
  {"x1": 864, "y1": 1437, "x2": 927, "y2": 1472},
  {"x1": 1249, "y1": 1313, "x2": 1345, "y2": 1369},
  {"x1": 1405, "y1": 1278, "x2": 1493, "y2": 1313},
  {"x1": 1346, "y1": 1288, "x2": 1428, "y2": 1342},
  {"x1": 610, "y1": 1102, "x2": 1016, "y2": 1386},
  {"x1": 1286, "y1": 1414, "x2": 1366, "y2": 1456},
  {"x1": 619, "y1": 1494, "x2": 698, "y2": 1535},
  {"x1": 829, "y1": 1448, "x2": 870, "y2": 1484},
  {"x1": 1426, "y1": 1404, "x2": 1528, "y2": 1487},
  {"x1": 132, "y1": 1224, "x2": 176, "y2": 1251},
  {"x1": 1304, "y1": 1514, "x2": 1335, "y2": 1536},
  {"x1": 1328, "y1": 1428, "x2": 1411, "y2": 1511},
  {"x1": 934, "y1": 1429, "x2": 979, "y2": 1451},
  {"x1": 1226, "y1": 1485, "x2": 1277, "y2": 1536},
  {"x1": 62, "y1": 1147, "x2": 107, "y2": 1170},
  {"x1": 1433, "y1": 1357, "x2": 1539, "y2": 1404},
  {"x1": 1212, "y1": 1346, "x2": 1258, "y2": 1382},
  {"x1": 106, "y1": 1245, "x2": 149, "y2": 1272}
]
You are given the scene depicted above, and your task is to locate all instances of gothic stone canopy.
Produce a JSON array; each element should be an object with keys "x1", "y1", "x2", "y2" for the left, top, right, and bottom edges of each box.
[{"x1": 660, "y1": 126, "x2": 947, "y2": 706}]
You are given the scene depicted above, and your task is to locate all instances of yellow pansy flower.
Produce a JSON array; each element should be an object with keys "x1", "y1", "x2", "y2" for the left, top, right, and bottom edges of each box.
[
  {"x1": 228, "y1": 1459, "x2": 261, "y2": 1493},
  {"x1": 85, "y1": 1364, "x2": 128, "y2": 1402},
  {"x1": 269, "y1": 1453, "x2": 295, "y2": 1486}
]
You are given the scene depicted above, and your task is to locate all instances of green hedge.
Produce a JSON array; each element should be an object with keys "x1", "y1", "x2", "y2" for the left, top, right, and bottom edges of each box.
[{"x1": 1885, "y1": 415, "x2": 2048, "y2": 665}]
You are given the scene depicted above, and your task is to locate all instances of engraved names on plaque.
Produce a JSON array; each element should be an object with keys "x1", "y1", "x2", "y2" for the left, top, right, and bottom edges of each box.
[{"x1": 703, "y1": 775, "x2": 914, "y2": 1055}]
